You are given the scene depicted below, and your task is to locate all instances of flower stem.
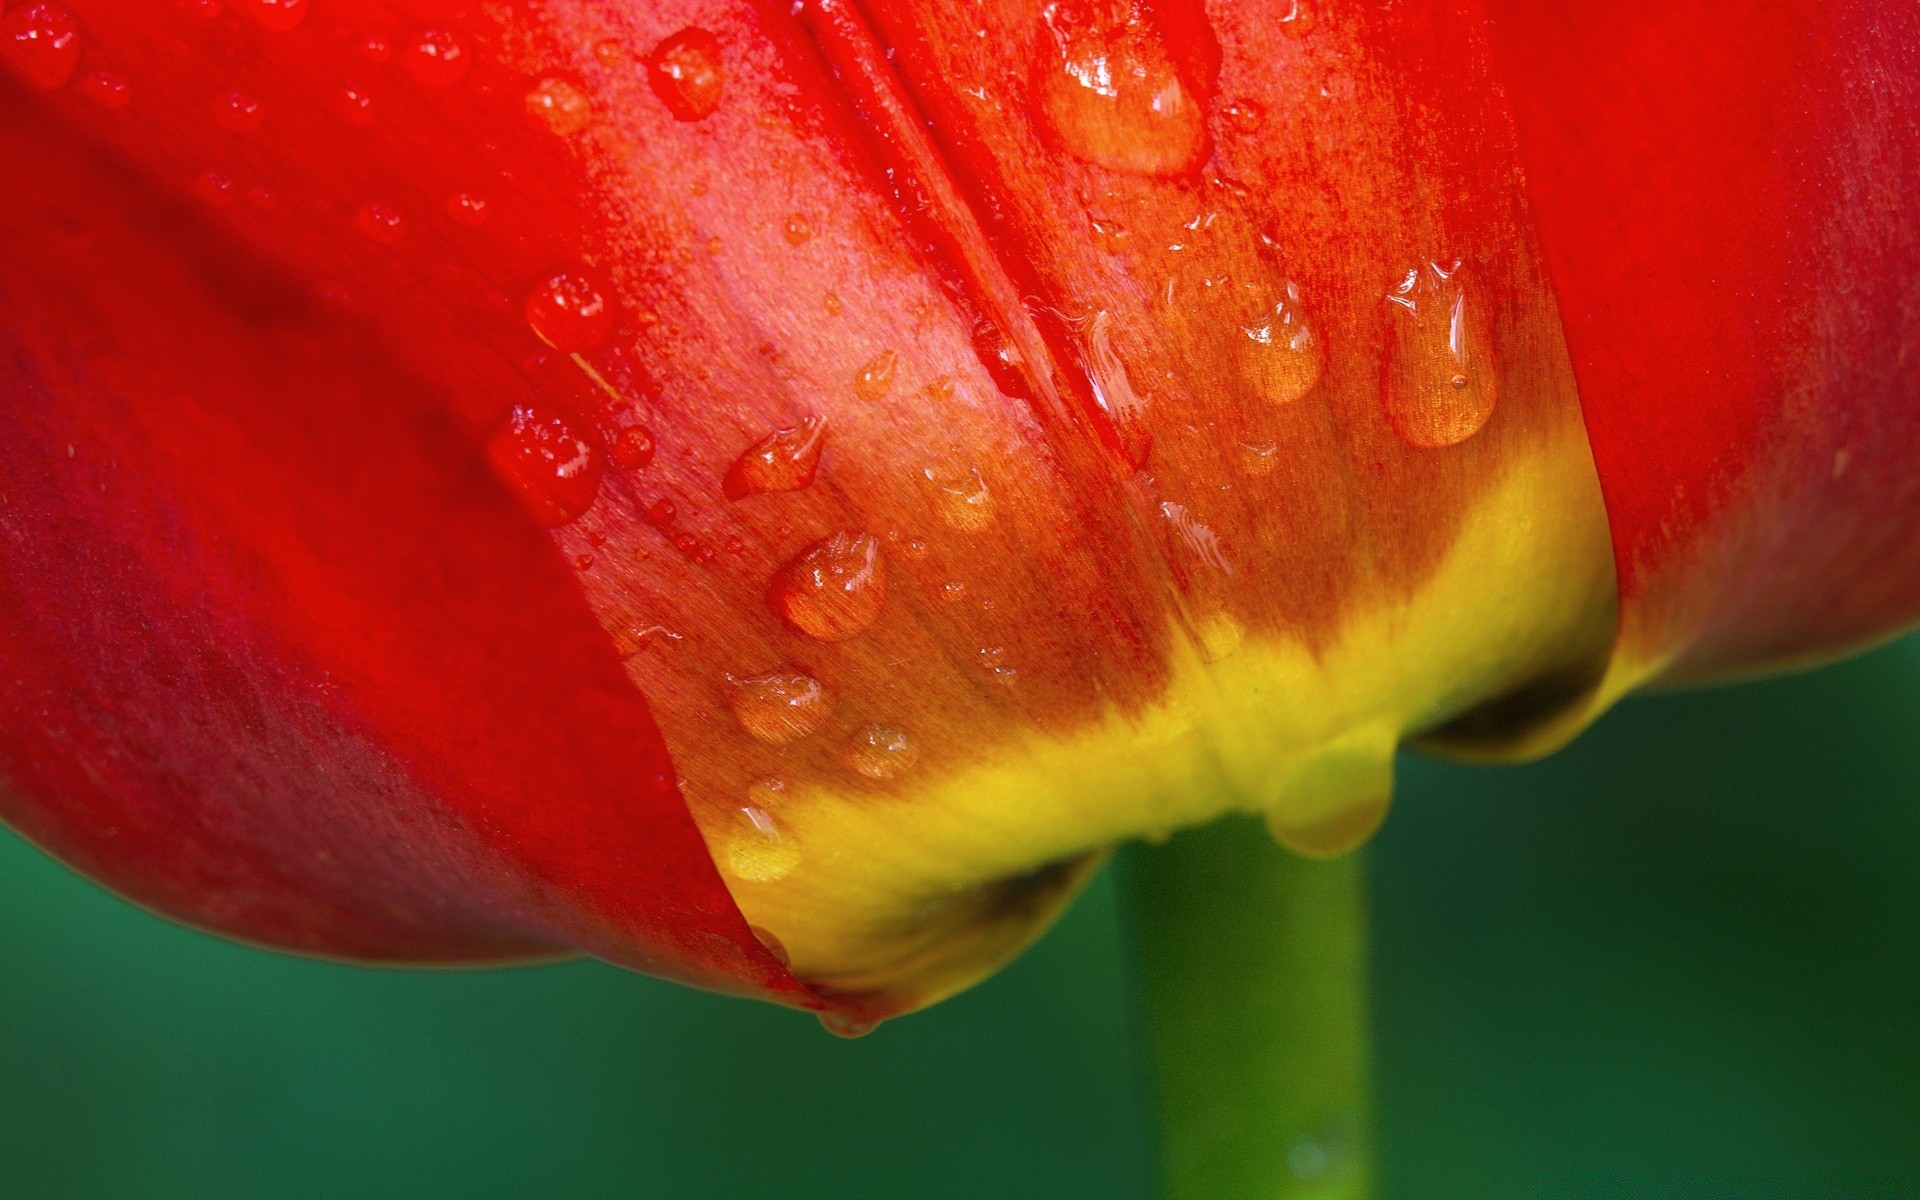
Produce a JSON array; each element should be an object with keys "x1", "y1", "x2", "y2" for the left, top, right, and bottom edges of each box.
[{"x1": 1121, "y1": 817, "x2": 1374, "y2": 1200}]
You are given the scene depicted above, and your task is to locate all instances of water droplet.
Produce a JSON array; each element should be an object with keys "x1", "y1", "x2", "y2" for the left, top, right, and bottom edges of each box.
[
  {"x1": 237, "y1": 0, "x2": 305, "y2": 32},
  {"x1": 749, "y1": 924, "x2": 791, "y2": 967},
  {"x1": 359, "y1": 33, "x2": 392, "y2": 64},
  {"x1": 572, "y1": 553, "x2": 595, "y2": 571},
  {"x1": 846, "y1": 724, "x2": 919, "y2": 780},
  {"x1": 770, "y1": 532, "x2": 886, "y2": 641},
  {"x1": 80, "y1": 68, "x2": 130, "y2": 109},
  {"x1": 647, "y1": 26, "x2": 723, "y2": 122},
  {"x1": 1086, "y1": 310, "x2": 1153, "y2": 466},
  {"x1": 926, "y1": 466, "x2": 995, "y2": 532},
  {"x1": 443, "y1": 191, "x2": 489, "y2": 226},
  {"x1": 854, "y1": 349, "x2": 898, "y2": 401},
  {"x1": 194, "y1": 169, "x2": 235, "y2": 206},
  {"x1": 1034, "y1": 1, "x2": 1208, "y2": 177},
  {"x1": 212, "y1": 88, "x2": 264, "y2": 133},
  {"x1": 1239, "y1": 440, "x2": 1280, "y2": 476},
  {"x1": 1286, "y1": 1134, "x2": 1330, "y2": 1182},
  {"x1": 1278, "y1": 0, "x2": 1315, "y2": 38},
  {"x1": 334, "y1": 82, "x2": 376, "y2": 127},
  {"x1": 724, "y1": 416, "x2": 826, "y2": 500},
  {"x1": 484, "y1": 404, "x2": 605, "y2": 527},
  {"x1": 592, "y1": 39, "x2": 626, "y2": 67},
  {"x1": 645, "y1": 498, "x2": 677, "y2": 526},
  {"x1": 1160, "y1": 500, "x2": 1233, "y2": 574},
  {"x1": 1221, "y1": 98, "x2": 1265, "y2": 133},
  {"x1": 354, "y1": 201, "x2": 407, "y2": 244},
  {"x1": 1383, "y1": 260, "x2": 1497, "y2": 447},
  {"x1": 727, "y1": 670, "x2": 833, "y2": 744},
  {"x1": 525, "y1": 269, "x2": 614, "y2": 352},
  {"x1": 525, "y1": 76, "x2": 592, "y2": 136},
  {"x1": 1265, "y1": 790, "x2": 1389, "y2": 858},
  {"x1": 725, "y1": 798, "x2": 801, "y2": 883},
  {"x1": 819, "y1": 1011, "x2": 881, "y2": 1038},
  {"x1": 0, "y1": 2, "x2": 79, "y2": 91},
  {"x1": 822, "y1": 292, "x2": 844, "y2": 316},
  {"x1": 704, "y1": 235, "x2": 724, "y2": 256},
  {"x1": 1240, "y1": 281, "x2": 1323, "y2": 405},
  {"x1": 783, "y1": 215, "x2": 812, "y2": 245},
  {"x1": 403, "y1": 28, "x2": 469, "y2": 89},
  {"x1": 611, "y1": 425, "x2": 656, "y2": 470},
  {"x1": 977, "y1": 645, "x2": 1019, "y2": 685},
  {"x1": 1196, "y1": 611, "x2": 1243, "y2": 661}
]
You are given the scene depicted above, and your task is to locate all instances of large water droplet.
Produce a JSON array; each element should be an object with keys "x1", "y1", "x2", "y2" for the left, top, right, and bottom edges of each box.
[
  {"x1": 819, "y1": 1011, "x2": 881, "y2": 1038},
  {"x1": 770, "y1": 532, "x2": 886, "y2": 641},
  {"x1": 0, "y1": 2, "x2": 80, "y2": 91},
  {"x1": 1383, "y1": 260, "x2": 1497, "y2": 448},
  {"x1": 648, "y1": 27, "x2": 723, "y2": 122},
  {"x1": 727, "y1": 670, "x2": 833, "y2": 745},
  {"x1": 724, "y1": 799, "x2": 801, "y2": 883},
  {"x1": 525, "y1": 77, "x2": 592, "y2": 136},
  {"x1": 724, "y1": 417, "x2": 826, "y2": 499},
  {"x1": 1265, "y1": 792, "x2": 1389, "y2": 858},
  {"x1": 484, "y1": 404, "x2": 605, "y2": 527},
  {"x1": 854, "y1": 349, "x2": 898, "y2": 401},
  {"x1": 1240, "y1": 281, "x2": 1323, "y2": 405},
  {"x1": 846, "y1": 724, "x2": 919, "y2": 780},
  {"x1": 1033, "y1": 1, "x2": 1208, "y2": 177},
  {"x1": 525, "y1": 269, "x2": 614, "y2": 352},
  {"x1": 926, "y1": 466, "x2": 996, "y2": 532},
  {"x1": 403, "y1": 28, "x2": 469, "y2": 89}
]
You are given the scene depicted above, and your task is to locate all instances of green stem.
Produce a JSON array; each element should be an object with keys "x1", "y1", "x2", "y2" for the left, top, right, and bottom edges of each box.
[{"x1": 1121, "y1": 817, "x2": 1375, "y2": 1200}]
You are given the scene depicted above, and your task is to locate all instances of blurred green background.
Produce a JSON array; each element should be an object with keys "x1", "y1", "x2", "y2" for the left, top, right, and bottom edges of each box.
[{"x1": 4, "y1": 634, "x2": 1918, "y2": 1198}]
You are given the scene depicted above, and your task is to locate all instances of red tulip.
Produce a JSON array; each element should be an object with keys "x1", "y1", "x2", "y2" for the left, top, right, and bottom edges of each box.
[{"x1": 1, "y1": 0, "x2": 1915, "y2": 1035}]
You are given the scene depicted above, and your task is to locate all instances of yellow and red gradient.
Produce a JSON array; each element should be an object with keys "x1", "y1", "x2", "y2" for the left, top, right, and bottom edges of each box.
[{"x1": 0, "y1": 0, "x2": 1914, "y2": 1023}]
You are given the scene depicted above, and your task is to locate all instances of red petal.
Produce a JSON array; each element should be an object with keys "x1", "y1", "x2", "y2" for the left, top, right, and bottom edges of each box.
[
  {"x1": 0, "y1": 97, "x2": 801, "y2": 1003},
  {"x1": 1489, "y1": 0, "x2": 1920, "y2": 681}
]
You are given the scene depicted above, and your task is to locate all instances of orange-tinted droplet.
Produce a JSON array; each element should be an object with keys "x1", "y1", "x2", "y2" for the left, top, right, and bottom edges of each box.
[
  {"x1": 822, "y1": 292, "x2": 844, "y2": 316},
  {"x1": 443, "y1": 191, "x2": 489, "y2": 226},
  {"x1": 770, "y1": 531, "x2": 886, "y2": 642},
  {"x1": 1266, "y1": 791, "x2": 1390, "y2": 859},
  {"x1": 1240, "y1": 281, "x2": 1323, "y2": 405},
  {"x1": 724, "y1": 416, "x2": 826, "y2": 499},
  {"x1": 354, "y1": 201, "x2": 406, "y2": 244},
  {"x1": 80, "y1": 68, "x2": 130, "y2": 109},
  {"x1": 819, "y1": 1012, "x2": 881, "y2": 1039},
  {"x1": 846, "y1": 724, "x2": 918, "y2": 780},
  {"x1": 727, "y1": 670, "x2": 833, "y2": 745},
  {"x1": 525, "y1": 269, "x2": 614, "y2": 352},
  {"x1": 1239, "y1": 440, "x2": 1280, "y2": 476},
  {"x1": 1383, "y1": 260, "x2": 1497, "y2": 448},
  {"x1": 213, "y1": 88, "x2": 265, "y2": 132},
  {"x1": 334, "y1": 82, "x2": 376, "y2": 127},
  {"x1": 749, "y1": 924, "x2": 791, "y2": 967},
  {"x1": 611, "y1": 425, "x2": 656, "y2": 470},
  {"x1": 647, "y1": 26, "x2": 723, "y2": 122},
  {"x1": 927, "y1": 466, "x2": 995, "y2": 532},
  {"x1": 725, "y1": 799, "x2": 800, "y2": 882},
  {"x1": 783, "y1": 215, "x2": 812, "y2": 245},
  {"x1": 0, "y1": 2, "x2": 79, "y2": 91},
  {"x1": 403, "y1": 28, "x2": 468, "y2": 88},
  {"x1": 1221, "y1": 98, "x2": 1265, "y2": 133},
  {"x1": 484, "y1": 404, "x2": 605, "y2": 527},
  {"x1": 525, "y1": 76, "x2": 592, "y2": 136},
  {"x1": 237, "y1": 0, "x2": 305, "y2": 32},
  {"x1": 1033, "y1": 2, "x2": 1208, "y2": 177},
  {"x1": 854, "y1": 349, "x2": 897, "y2": 401}
]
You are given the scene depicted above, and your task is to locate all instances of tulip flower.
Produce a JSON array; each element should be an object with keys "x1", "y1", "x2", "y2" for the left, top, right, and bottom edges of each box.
[{"x1": 2, "y1": 0, "x2": 1915, "y2": 1193}]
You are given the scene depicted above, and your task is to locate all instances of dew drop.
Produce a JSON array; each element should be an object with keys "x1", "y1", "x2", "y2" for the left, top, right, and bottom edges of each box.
[
  {"x1": 1383, "y1": 260, "x2": 1498, "y2": 448},
  {"x1": 525, "y1": 268, "x2": 614, "y2": 352},
  {"x1": 724, "y1": 416, "x2": 826, "y2": 500},
  {"x1": 1033, "y1": 1, "x2": 1208, "y2": 177},
  {"x1": 611, "y1": 425, "x2": 656, "y2": 470},
  {"x1": 770, "y1": 531, "x2": 886, "y2": 642},
  {"x1": 213, "y1": 88, "x2": 265, "y2": 133},
  {"x1": 334, "y1": 82, "x2": 376, "y2": 127},
  {"x1": 1086, "y1": 310, "x2": 1153, "y2": 466},
  {"x1": 846, "y1": 724, "x2": 919, "y2": 781},
  {"x1": 1240, "y1": 281, "x2": 1323, "y2": 405},
  {"x1": 1196, "y1": 611, "x2": 1243, "y2": 662},
  {"x1": 0, "y1": 2, "x2": 79, "y2": 91},
  {"x1": 194, "y1": 169, "x2": 235, "y2": 206},
  {"x1": 727, "y1": 670, "x2": 833, "y2": 744},
  {"x1": 359, "y1": 33, "x2": 392, "y2": 64},
  {"x1": 854, "y1": 349, "x2": 898, "y2": 401},
  {"x1": 237, "y1": 0, "x2": 305, "y2": 32},
  {"x1": 926, "y1": 466, "x2": 995, "y2": 532},
  {"x1": 783, "y1": 215, "x2": 812, "y2": 245},
  {"x1": 977, "y1": 645, "x2": 1019, "y2": 685},
  {"x1": 647, "y1": 26, "x2": 723, "y2": 122},
  {"x1": 403, "y1": 28, "x2": 469, "y2": 88},
  {"x1": 822, "y1": 292, "x2": 844, "y2": 316},
  {"x1": 80, "y1": 68, "x2": 130, "y2": 109},
  {"x1": 593, "y1": 39, "x2": 626, "y2": 67},
  {"x1": 645, "y1": 498, "x2": 677, "y2": 526},
  {"x1": 749, "y1": 924, "x2": 791, "y2": 967},
  {"x1": 1221, "y1": 98, "x2": 1265, "y2": 133},
  {"x1": 1239, "y1": 440, "x2": 1280, "y2": 476},
  {"x1": 354, "y1": 201, "x2": 407, "y2": 244},
  {"x1": 525, "y1": 76, "x2": 592, "y2": 136},
  {"x1": 443, "y1": 190, "x2": 489, "y2": 226},
  {"x1": 1265, "y1": 791, "x2": 1390, "y2": 859},
  {"x1": 724, "y1": 798, "x2": 801, "y2": 883},
  {"x1": 819, "y1": 1011, "x2": 881, "y2": 1038},
  {"x1": 484, "y1": 404, "x2": 605, "y2": 527}
]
